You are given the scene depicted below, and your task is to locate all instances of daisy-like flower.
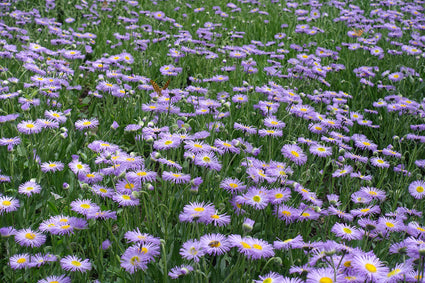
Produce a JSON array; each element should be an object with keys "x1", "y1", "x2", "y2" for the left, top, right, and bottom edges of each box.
[
  {"x1": 41, "y1": 161, "x2": 64, "y2": 173},
  {"x1": 360, "y1": 187, "x2": 386, "y2": 201},
  {"x1": 306, "y1": 267, "x2": 343, "y2": 283},
  {"x1": 112, "y1": 193, "x2": 140, "y2": 206},
  {"x1": 17, "y1": 120, "x2": 43, "y2": 134},
  {"x1": 70, "y1": 199, "x2": 100, "y2": 216},
  {"x1": 153, "y1": 136, "x2": 181, "y2": 151},
  {"x1": 350, "y1": 205, "x2": 381, "y2": 218},
  {"x1": 214, "y1": 139, "x2": 240, "y2": 154},
  {"x1": 281, "y1": 144, "x2": 307, "y2": 165},
  {"x1": 168, "y1": 264, "x2": 194, "y2": 279},
  {"x1": 332, "y1": 165, "x2": 353, "y2": 178},
  {"x1": 274, "y1": 204, "x2": 298, "y2": 224},
  {"x1": 9, "y1": 253, "x2": 30, "y2": 269},
  {"x1": 200, "y1": 233, "x2": 231, "y2": 256},
  {"x1": 201, "y1": 210, "x2": 231, "y2": 227},
  {"x1": 352, "y1": 253, "x2": 388, "y2": 282},
  {"x1": 264, "y1": 116, "x2": 286, "y2": 129},
  {"x1": 127, "y1": 170, "x2": 157, "y2": 183},
  {"x1": 179, "y1": 202, "x2": 215, "y2": 223},
  {"x1": 91, "y1": 185, "x2": 114, "y2": 198},
  {"x1": 0, "y1": 136, "x2": 21, "y2": 151},
  {"x1": 0, "y1": 195, "x2": 20, "y2": 214},
  {"x1": 68, "y1": 159, "x2": 90, "y2": 175},
  {"x1": 377, "y1": 217, "x2": 404, "y2": 233},
  {"x1": 408, "y1": 180, "x2": 425, "y2": 199},
  {"x1": 253, "y1": 272, "x2": 287, "y2": 283},
  {"x1": 309, "y1": 144, "x2": 332, "y2": 157},
  {"x1": 75, "y1": 118, "x2": 99, "y2": 131},
  {"x1": 45, "y1": 110, "x2": 67, "y2": 123},
  {"x1": 120, "y1": 246, "x2": 149, "y2": 274},
  {"x1": 78, "y1": 171, "x2": 103, "y2": 184},
  {"x1": 273, "y1": 235, "x2": 304, "y2": 251},
  {"x1": 60, "y1": 255, "x2": 92, "y2": 272},
  {"x1": 370, "y1": 157, "x2": 390, "y2": 168},
  {"x1": 162, "y1": 171, "x2": 191, "y2": 184},
  {"x1": 242, "y1": 187, "x2": 270, "y2": 210},
  {"x1": 244, "y1": 237, "x2": 275, "y2": 260},
  {"x1": 194, "y1": 152, "x2": 222, "y2": 171},
  {"x1": 269, "y1": 188, "x2": 291, "y2": 205},
  {"x1": 124, "y1": 228, "x2": 160, "y2": 245},
  {"x1": 331, "y1": 223, "x2": 364, "y2": 240},
  {"x1": 184, "y1": 140, "x2": 211, "y2": 153},
  {"x1": 384, "y1": 263, "x2": 412, "y2": 283},
  {"x1": 18, "y1": 180, "x2": 42, "y2": 196},
  {"x1": 180, "y1": 239, "x2": 205, "y2": 262},
  {"x1": 38, "y1": 274, "x2": 71, "y2": 283},
  {"x1": 220, "y1": 178, "x2": 246, "y2": 194},
  {"x1": 15, "y1": 228, "x2": 46, "y2": 247}
]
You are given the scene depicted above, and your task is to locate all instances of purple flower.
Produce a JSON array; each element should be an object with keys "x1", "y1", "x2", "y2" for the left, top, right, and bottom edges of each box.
[
  {"x1": 9, "y1": 253, "x2": 30, "y2": 269},
  {"x1": 370, "y1": 157, "x2": 390, "y2": 168},
  {"x1": 60, "y1": 255, "x2": 92, "y2": 272},
  {"x1": 18, "y1": 180, "x2": 42, "y2": 196},
  {"x1": 194, "y1": 152, "x2": 222, "y2": 171},
  {"x1": 0, "y1": 195, "x2": 20, "y2": 214},
  {"x1": 15, "y1": 228, "x2": 46, "y2": 247},
  {"x1": 40, "y1": 161, "x2": 64, "y2": 173},
  {"x1": 70, "y1": 199, "x2": 100, "y2": 216},
  {"x1": 220, "y1": 178, "x2": 246, "y2": 194},
  {"x1": 200, "y1": 233, "x2": 231, "y2": 255},
  {"x1": 331, "y1": 223, "x2": 364, "y2": 240},
  {"x1": 17, "y1": 120, "x2": 42, "y2": 134},
  {"x1": 162, "y1": 171, "x2": 191, "y2": 184},
  {"x1": 281, "y1": 144, "x2": 307, "y2": 165},
  {"x1": 179, "y1": 202, "x2": 215, "y2": 223},
  {"x1": 168, "y1": 264, "x2": 194, "y2": 279},
  {"x1": 180, "y1": 240, "x2": 205, "y2": 262},
  {"x1": 38, "y1": 275, "x2": 71, "y2": 283},
  {"x1": 408, "y1": 180, "x2": 425, "y2": 199},
  {"x1": 75, "y1": 118, "x2": 99, "y2": 130}
]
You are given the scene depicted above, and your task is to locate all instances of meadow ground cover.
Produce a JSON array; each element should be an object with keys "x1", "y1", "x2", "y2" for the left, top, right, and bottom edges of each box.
[{"x1": 0, "y1": 0, "x2": 425, "y2": 282}]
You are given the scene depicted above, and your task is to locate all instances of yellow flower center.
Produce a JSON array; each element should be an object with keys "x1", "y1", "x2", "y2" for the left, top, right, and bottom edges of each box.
[
  {"x1": 388, "y1": 268, "x2": 401, "y2": 277},
  {"x1": 17, "y1": 258, "x2": 27, "y2": 264},
  {"x1": 343, "y1": 228, "x2": 352, "y2": 234},
  {"x1": 125, "y1": 183, "x2": 134, "y2": 189},
  {"x1": 386, "y1": 222, "x2": 394, "y2": 228},
  {"x1": 25, "y1": 233, "x2": 36, "y2": 240},
  {"x1": 253, "y1": 244, "x2": 262, "y2": 250},
  {"x1": 416, "y1": 186, "x2": 424, "y2": 193},
  {"x1": 130, "y1": 256, "x2": 140, "y2": 265},
  {"x1": 291, "y1": 151, "x2": 299, "y2": 157},
  {"x1": 319, "y1": 278, "x2": 333, "y2": 283},
  {"x1": 365, "y1": 263, "x2": 377, "y2": 273},
  {"x1": 71, "y1": 260, "x2": 82, "y2": 267},
  {"x1": 202, "y1": 156, "x2": 211, "y2": 162},
  {"x1": 194, "y1": 207, "x2": 204, "y2": 212}
]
